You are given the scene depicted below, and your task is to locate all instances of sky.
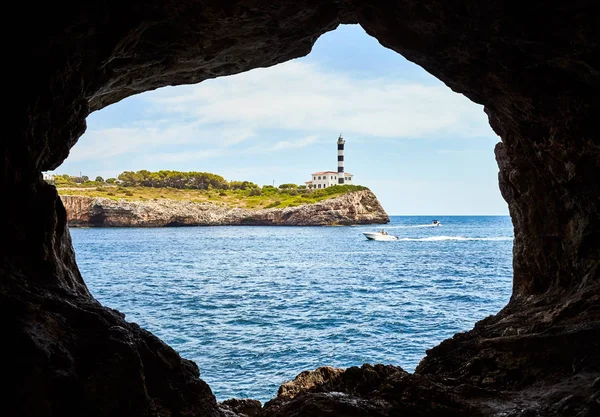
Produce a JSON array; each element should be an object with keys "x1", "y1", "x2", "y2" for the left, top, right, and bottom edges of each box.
[{"x1": 49, "y1": 24, "x2": 508, "y2": 215}]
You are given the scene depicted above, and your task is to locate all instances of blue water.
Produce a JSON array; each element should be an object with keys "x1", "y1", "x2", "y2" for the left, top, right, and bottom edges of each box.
[{"x1": 71, "y1": 215, "x2": 513, "y2": 402}]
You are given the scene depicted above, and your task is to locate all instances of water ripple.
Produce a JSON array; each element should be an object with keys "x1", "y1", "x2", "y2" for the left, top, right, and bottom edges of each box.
[{"x1": 71, "y1": 215, "x2": 513, "y2": 402}]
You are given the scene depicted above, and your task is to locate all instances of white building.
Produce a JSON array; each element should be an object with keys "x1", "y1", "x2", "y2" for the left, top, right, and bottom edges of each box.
[
  {"x1": 305, "y1": 135, "x2": 353, "y2": 189},
  {"x1": 42, "y1": 172, "x2": 55, "y2": 183},
  {"x1": 306, "y1": 171, "x2": 353, "y2": 189}
]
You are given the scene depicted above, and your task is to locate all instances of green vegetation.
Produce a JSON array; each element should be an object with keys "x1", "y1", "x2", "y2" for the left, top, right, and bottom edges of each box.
[
  {"x1": 118, "y1": 170, "x2": 232, "y2": 189},
  {"x1": 53, "y1": 170, "x2": 368, "y2": 209}
]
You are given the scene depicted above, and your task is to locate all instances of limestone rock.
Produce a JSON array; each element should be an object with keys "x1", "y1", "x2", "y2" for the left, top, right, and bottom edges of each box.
[
  {"x1": 60, "y1": 190, "x2": 390, "y2": 227},
  {"x1": 275, "y1": 366, "x2": 346, "y2": 401}
]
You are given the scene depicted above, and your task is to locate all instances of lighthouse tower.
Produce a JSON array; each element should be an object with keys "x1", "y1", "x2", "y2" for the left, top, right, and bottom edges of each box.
[{"x1": 337, "y1": 134, "x2": 345, "y2": 184}]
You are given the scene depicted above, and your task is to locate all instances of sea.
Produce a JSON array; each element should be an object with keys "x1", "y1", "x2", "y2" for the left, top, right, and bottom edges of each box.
[{"x1": 71, "y1": 215, "x2": 514, "y2": 402}]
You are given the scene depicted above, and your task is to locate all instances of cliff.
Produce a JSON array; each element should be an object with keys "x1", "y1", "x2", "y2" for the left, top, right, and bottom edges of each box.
[{"x1": 61, "y1": 190, "x2": 390, "y2": 227}]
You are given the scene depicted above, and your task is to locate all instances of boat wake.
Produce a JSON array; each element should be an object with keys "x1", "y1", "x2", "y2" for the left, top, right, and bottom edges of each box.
[
  {"x1": 396, "y1": 236, "x2": 513, "y2": 242},
  {"x1": 390, "y1": 224, "x2": 441, "y2": 228},
  {"x1": 355, "y1": 224, "x2": 441, "y2": 229}
]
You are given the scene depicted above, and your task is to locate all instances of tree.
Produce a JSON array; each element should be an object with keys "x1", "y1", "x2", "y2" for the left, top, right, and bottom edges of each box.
[
  {"x1": 118, "y1": 171, "x2": 140, "y2": 186},
  {"x1": 279, "y1": 183, "x2": 298, "y2": 189},
  {"x1": 54, "y1": 174, "x2": 75, "y2": 186},
  {"x1": 81, "y1": 175, "x2": 89, "y2": 182},
  {"x1": 106, "y1": 178, "x2": 116, "y2": 184},
  {"x1": 230, "y1": 180, "x2": 258, "y2": 190},
  {"x1": 95, "y1": 176, "x2": 104, "y2": 182},
  {"x1": 115, "y1": 170, "x2": 230, "y2": 190}
]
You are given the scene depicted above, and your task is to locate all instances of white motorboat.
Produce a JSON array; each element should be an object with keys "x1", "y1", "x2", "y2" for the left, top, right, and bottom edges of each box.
[
  {"x1": 363, "y1": 232, "x2": 398, "y2": 241},
  {"x1": 432, "y1": 220, "x2": 441, "y2": 226}
]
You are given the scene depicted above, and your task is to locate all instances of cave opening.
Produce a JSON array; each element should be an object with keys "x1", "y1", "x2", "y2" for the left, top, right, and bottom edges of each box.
[
  {"x1": 8, "y1": 2, "x2": 598, "y2": 415},
  {"x1": 51, "y1": 24, "x2": 512, "y2": 402}
]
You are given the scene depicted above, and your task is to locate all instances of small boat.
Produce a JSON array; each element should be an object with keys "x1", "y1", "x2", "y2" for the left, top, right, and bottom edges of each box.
[
  {"x1": 363, "y1": 232, "x2": 398, "y2": 241},
  {"x1": 432, "y1": 220, "x2": 441, "y2": 226}
]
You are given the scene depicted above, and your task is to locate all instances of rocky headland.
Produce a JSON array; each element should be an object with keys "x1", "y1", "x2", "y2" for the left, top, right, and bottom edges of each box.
[{"x1": 61, "y1": 189, "x2": 390, "y2": 227}]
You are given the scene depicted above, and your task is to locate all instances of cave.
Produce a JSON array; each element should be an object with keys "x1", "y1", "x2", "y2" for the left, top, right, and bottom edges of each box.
[{"x1": 5, "y1": 1, "x2": 599, "y2": 416}]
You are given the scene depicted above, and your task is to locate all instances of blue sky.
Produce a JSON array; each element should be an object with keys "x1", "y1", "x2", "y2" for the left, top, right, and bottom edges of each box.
[{"x1": 51, "y1": 25, "x2": 508, "y2": 215}]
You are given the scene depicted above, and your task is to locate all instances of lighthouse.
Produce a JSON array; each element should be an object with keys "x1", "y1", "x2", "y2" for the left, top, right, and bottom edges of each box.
[
  {"x1": 337, "y1": 134, "x2": 345, "y2": 184},
  {"x1": 305, "y1": 135, "x2": 353, "y2": 189}
]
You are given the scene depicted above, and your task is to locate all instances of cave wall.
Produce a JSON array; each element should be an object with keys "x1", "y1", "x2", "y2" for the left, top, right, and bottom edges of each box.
[{"x1": 5, "y1": 0, "x2": 599, "y2": 415}]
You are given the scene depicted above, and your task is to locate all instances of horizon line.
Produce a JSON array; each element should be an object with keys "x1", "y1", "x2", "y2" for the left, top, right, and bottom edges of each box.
[{"x1": 388, "y1": 214, "x2": 510, "y2": 216}]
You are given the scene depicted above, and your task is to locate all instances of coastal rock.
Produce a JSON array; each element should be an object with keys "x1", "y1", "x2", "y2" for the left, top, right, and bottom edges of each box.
[
  {"x1": 260, "y1": 365, "x2": 479, "y2": 417},
  {"x1": 61, "y1": 190, "x2": 390, "y2": 227},
  {"x1": 2, "y1": 271, "x2": 221, "y2": 417},
  {"x1": 219, "y1": 399, "x2": 263, "y2": 416},
  {"x1": 5, "y1": 0, "x2": 599, "y2": 416},
  {"x1": 275, "y1": 367, "x2": 346, "y2": 401}
]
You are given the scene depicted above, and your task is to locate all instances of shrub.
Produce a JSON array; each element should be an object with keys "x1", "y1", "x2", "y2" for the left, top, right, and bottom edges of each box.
[
  {"x1": 278, "y1": 183, "x2": 298, "y2": 189},
  {"x1": 125, "y1": 191, "x2": 134, "y2": 196},
  {"x1": 95, "y1": 176, "x2": 104, "y2": 182},
  {"x1": 106, "y1": 178, "x2": 116, "y2": 184},
  {"x1": 266, "y1": 200, "x2": 281, "y2": 208},
  {"x1": 95, "y1": 187, "x2": 105, "y2": 192},
  {"x1": 219, "y1": 191, "x2": 227, "y2": 196},
  {"x1": 249, "y1": 188, "x2": 262, "y2": 196},
  {"x1": 107, "y1": 192, "x2": 115, "y2": 196}
]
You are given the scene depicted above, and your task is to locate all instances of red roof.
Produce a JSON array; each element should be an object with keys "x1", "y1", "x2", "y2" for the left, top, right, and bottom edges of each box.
[{"x1": 311, "y1": 171, "x2": 353, "y2": 176}]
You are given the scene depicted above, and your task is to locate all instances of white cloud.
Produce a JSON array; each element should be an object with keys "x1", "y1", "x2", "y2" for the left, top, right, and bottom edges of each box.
[
  {"x1": 70, "y1": 59, "x2": 494, "y2": 163},
  {"x1": 148, "y1": 60, "x2": 492, "y2": 139},
  {"x1": 143, "y1": 149, "x2": 225, "y2": 163},
  {"x1": 270, "y1": 135, "x2": 319, "y2": 151},
  {"x1": 69, "y1": 123, "x2": 255, "y2": 162}
]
